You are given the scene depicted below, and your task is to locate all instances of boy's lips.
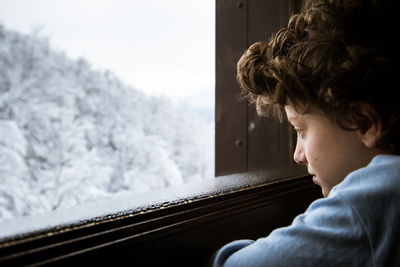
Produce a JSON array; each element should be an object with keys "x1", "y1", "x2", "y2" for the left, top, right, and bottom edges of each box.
[{"x1": 309, "y1": 172, "x2": 318, "y2": 184}]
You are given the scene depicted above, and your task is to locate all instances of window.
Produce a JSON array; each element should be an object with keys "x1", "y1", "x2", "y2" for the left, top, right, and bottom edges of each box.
[
  {"x1": 0, "y1": 1, "x2": 319, "y2": 266},
  {"x1": 0, "y1": 0, "x2": 214, "y2": 224}
]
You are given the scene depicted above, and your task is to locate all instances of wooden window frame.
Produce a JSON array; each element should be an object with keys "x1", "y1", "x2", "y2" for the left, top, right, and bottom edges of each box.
[{"x1": 0, "y1": 1, "x2": 320, "y2": 266}]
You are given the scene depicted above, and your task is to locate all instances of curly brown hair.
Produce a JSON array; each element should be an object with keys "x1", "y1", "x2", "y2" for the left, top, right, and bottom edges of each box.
[{"x1": 237, "y1": 0, "x2": 400, "y2": 154}]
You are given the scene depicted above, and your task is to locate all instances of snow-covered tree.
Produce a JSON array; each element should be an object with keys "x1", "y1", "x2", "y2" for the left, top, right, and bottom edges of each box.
[{"x1": 0, "y1": 24, "x2": 214, "y2": 221}]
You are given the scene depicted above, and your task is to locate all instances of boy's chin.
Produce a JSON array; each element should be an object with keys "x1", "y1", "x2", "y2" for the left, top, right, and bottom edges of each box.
[{"x1": 312, "y1": 176, "x2": 330, "y2": 197}]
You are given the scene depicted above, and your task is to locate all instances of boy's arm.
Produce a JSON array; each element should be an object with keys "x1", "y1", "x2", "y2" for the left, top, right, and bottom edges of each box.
[
  {"x1": 211, "y1": 195, "x2": 372, "y2": 267},
  {"x1": 210, "y1": 240, "x2": 254, "y2": 266}
]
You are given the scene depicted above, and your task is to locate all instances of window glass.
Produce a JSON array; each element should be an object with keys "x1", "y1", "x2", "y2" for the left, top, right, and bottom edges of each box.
[{"x1": 0, "y1": 0, "x2": 215, "y2": 222}]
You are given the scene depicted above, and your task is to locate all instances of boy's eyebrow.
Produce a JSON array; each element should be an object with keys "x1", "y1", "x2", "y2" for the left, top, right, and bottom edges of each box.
[
  {"x1": 287, "y1": 115, "x2": 299, "y2": 124},
  {"x1": 287, "y1": 115, "x2": 306, "y2": 127}
]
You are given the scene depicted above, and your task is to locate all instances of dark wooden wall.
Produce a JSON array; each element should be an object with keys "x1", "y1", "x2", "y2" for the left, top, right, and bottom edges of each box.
[{"x1": 216, "y1": 0, "x2": 302, "y2": 176}]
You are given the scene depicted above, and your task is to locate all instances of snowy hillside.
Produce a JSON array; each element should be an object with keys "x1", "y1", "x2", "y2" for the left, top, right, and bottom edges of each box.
[{"x1": 0, "y1": 24, "x2": 214, "y2": 221}]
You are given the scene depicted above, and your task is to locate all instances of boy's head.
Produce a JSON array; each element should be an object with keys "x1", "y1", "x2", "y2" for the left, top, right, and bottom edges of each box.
[{"x1": 236, "y1": 0, "x2": 400, "y2": 196}]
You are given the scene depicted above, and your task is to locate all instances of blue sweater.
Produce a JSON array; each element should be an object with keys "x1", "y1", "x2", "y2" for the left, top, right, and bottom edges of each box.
[{"x1": 213, "y1": 154, "x2": 400, "y2": 267}]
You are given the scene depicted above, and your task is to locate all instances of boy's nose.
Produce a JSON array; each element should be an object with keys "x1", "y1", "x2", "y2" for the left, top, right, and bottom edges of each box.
[{"x1": 293, "y1": 141, "x2": 306, "y2": 165}]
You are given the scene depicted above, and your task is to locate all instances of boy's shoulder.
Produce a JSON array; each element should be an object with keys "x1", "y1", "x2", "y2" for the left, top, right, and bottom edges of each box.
[
  {"x1": 327, "y1": 153, "x2": 400, "y2": 234},
  {"x1": 331, "y1": 154, "x2": 400, "y2": 266},
  {"x1": 332, "y1": 154, "x2": 400, "y2": 196}
]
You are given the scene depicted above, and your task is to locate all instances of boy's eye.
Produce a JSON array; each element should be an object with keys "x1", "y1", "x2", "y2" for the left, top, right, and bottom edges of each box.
[
  {"x1": 294, "y1": 128, "x2": 305, "y2": 137},
  {"x1": 289, "y1": 125, "x2": 305, "y2": 138}
]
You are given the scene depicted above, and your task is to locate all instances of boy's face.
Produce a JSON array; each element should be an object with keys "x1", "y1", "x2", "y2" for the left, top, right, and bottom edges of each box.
[{"x1": 285, "y1": 106, "x2": 376, "y2": 197}]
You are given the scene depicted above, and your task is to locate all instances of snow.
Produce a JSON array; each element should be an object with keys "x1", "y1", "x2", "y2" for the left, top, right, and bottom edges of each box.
[
  {"x1": 0, "y1": 166, "x2": 305, "y2": 241},
  {"x1": 0, "y1": 165, "x2": 301, "y2": 241},
  {"x1": 0, "y1": 176, "x2": 220, "y2": 240},
  {"x1": 0, "y1": 23, "x2": 214, "y2": 225}
]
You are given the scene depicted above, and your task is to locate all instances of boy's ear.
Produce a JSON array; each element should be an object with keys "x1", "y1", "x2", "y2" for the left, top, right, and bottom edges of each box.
[{"x1": 356, "y1": 102, "x2": 382, "y2": 148}]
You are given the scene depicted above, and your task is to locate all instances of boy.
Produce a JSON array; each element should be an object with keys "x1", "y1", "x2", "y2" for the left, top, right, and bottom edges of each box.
[{"x1": 212, "y1": 0, "x2": 400, "y2": 266}]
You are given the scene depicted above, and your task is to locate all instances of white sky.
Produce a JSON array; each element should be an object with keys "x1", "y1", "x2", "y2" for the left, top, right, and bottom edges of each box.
[{"x1": 0, "y1": 0, "x2": 215, "y2": 103}]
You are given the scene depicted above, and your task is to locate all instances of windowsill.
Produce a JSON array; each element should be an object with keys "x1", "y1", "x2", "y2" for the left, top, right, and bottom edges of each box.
[
  {"x1": 0, "y1": 164, "x2": 306, "y2": 243},
  {"x1": 0, "y1": 164, "x2": 317, "y2": 266}
]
